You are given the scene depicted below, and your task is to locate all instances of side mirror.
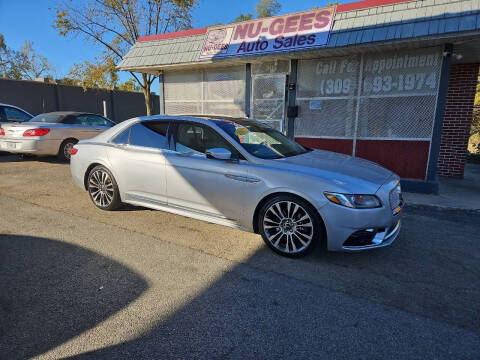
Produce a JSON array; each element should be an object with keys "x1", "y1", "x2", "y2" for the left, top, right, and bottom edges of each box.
[{"x1": 206, "y1": 148, "x2": 231, "y2": 160}]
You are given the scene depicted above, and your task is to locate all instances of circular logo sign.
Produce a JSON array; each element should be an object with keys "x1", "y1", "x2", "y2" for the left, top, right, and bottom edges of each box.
[{"x1": 206, "y1": 29, "x2": 227, "y2": 44}]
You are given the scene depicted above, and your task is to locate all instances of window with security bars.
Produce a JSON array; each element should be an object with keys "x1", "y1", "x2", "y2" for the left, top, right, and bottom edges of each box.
[
  {"x1": 295, "y1": 47, "x2": 442, "y2": 143},
  {"x1": 295, "y1": 56, "x2": 360, "y2": 138},
  {"x1": 251, "y1": 74, "x2": 286, "y2": 131},
  {"x1": 164, "y1": 69, "x2": 203, "y2": 114},
  {"x1": 295, "y1": 98, "x2": 356, "y2": 137},
  {"x1": 358, "y1": 49, "x2": 442, "y2": 140},
  {"x1": 251, "y1": 62, "x2": 288, "y2": 132},
  {"x1": 164, "y1": 65, "x2": 246, "y2": 117}
]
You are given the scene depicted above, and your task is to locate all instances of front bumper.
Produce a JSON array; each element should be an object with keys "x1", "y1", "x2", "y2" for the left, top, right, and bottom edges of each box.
[
  {"x1": 321, "y1": 177, "x2": 403, "y2": 252},
  {"x1": 0, "y1": 138, "x2": 60, "y2": 155},
  {"x1": 341, "y1": 219, "x2": 401, "y2": 251}
]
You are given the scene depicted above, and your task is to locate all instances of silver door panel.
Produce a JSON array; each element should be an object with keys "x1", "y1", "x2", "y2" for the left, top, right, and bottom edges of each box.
[
  {"x1": 165, "y1": 152, "x2": 247, "y2": 221},
  {"x1": 107, "y1": 145, "x2": 167, "y2": 203}
]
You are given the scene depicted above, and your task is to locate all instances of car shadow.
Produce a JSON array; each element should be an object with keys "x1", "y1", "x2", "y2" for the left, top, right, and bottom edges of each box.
[
  {"x1": 0, "y1": 234, "x2": 148, "y2": 360},
  {"x1": 2, "y1": 207, "x2": 480, "y2": 359},
  {"x1": 0, "y1": 154, "x2": 67, "y2": 164},
  {"x1": 61, "y1": 209, "x2": 480, "y2": 359}
]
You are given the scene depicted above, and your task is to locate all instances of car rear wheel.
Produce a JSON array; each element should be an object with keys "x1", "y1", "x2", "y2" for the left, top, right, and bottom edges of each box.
[
  {"x1": 87, "y1": 165, "x2": 121, "y2": 211},
  {"x1": 58, "y1": 139, "x2": 77, "y2": 162},
  {"x1": 258, "y1": 195, "x2": 321, "y2": 257}
]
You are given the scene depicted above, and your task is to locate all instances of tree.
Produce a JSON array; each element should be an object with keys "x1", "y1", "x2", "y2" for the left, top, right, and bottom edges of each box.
[
  {"x1": 0, "y1": 34, "x2": 5, "y2": 52},
  {"x1": 0, "y1": 34, "x2": 7, "y2": 77},
  {"x1": 468, "y1": 75, "x2": 480, "y2": 155},
  {"x1": 0, "y1": 40, "x2": 54, "y2": 80},
  {"x1": 117, "y1": 78, "x2": 142, "y2": 92},
  {"x1": 64, "y1": 55, "x2": 119, "y2": 90},
  {"x1": 314, "y1": 2, "x2": 338, "y2": 9},
  {"x1": 233, "y1": 0, "x2": 280, "y2": 22},
  {"x1": 256, "y1": 0, "x2": 281, "y2": 18},
  {"x1": 55, "y1": 0, "x2": 197, "y2": 115},
  {"x1": 234, "y1": 13, "x2": 253, "y2": 22}
]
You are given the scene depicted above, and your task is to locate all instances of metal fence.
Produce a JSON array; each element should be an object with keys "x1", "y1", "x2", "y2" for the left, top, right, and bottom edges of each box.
[{"x1": 0, "y1": 78, "x2": 159, "y2": 122}]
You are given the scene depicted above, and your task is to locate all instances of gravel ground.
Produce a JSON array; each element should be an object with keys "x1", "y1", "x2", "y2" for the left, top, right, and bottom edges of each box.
[{"x1": 0, "y1": 155, "x2": 479, "y2": 359}]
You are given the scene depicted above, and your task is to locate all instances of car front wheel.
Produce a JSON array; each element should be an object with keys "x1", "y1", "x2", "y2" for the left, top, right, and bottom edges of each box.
[
  {"x1": 87, "y1": 165, "x2": 121, "y2": 211},
  {"x1": 258, "y1": 195, "x2": 322, "y2": 257}
]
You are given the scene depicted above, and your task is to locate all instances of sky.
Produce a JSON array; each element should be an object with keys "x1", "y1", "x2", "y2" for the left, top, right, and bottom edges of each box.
[{"x1": 0, "y1": 0, "x2": 358, "y2": 85}]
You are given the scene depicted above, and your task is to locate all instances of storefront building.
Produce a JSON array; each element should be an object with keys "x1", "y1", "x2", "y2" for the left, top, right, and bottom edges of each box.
[{"x1": 119, "y1": 0, "x2": 480, "y2": 193}]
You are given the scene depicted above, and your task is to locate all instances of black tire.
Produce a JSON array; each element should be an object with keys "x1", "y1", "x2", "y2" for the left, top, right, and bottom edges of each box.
[
  {"x1": 257, "y1": 194, "x2": 322, "y2": 258},
  {"x1": 57, "y1": 138, "x2": 78, "y2": 162},
  {"x1": 87, "y1": 165, "x2": 121, "y2": 211}
]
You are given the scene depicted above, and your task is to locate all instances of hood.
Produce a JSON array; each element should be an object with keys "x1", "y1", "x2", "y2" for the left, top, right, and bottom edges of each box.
[{"x1": 274, "y1": 149, "x2": 394, "y2": 192}]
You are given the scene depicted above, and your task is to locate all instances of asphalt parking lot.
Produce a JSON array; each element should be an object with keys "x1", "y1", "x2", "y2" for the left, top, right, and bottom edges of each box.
[{"x1": 1, "y1": 154, "x2": 480, "y2": 359}]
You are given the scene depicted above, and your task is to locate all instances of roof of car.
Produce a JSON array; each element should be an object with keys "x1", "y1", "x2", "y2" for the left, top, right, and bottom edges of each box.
[
  {"x1": 134, "y1": 114, "x2": 250, "y2": 124},
  {"x1": 0, "y1": 103, "x2": 26, "y2": 108},
  {"x1": 0, "y1": 103, "x2": 33, "y2": 116},
  {"x1": 177, "y1": 115, "x2": 249, "y2": 121},
  {"x1": 40, "y1": 111, "x2": 89, "y2": 116}
]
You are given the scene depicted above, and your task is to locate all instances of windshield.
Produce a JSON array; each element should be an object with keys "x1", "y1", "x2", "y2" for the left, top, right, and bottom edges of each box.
[
  {"x1": 213, "y1": 119, "x2": 310, "y2": 159},
  {"x1": 29, "y1": 114, "x2": 64, "y2": 123}
]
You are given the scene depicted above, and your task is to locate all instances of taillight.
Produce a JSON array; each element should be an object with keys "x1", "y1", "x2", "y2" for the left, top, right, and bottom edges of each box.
[
  {"x1": 0, "y1": 127, "x2": 4, "y2": 136},
  {"x1": 71, "y1": 147, "x2": 78, "y2": 155},
  {"x1": 23, "y1": 128, "x2": 50, "y2": 136}
]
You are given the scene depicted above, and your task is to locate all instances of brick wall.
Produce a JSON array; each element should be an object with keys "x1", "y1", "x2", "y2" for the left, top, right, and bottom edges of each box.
[{"x1": 437, "y1": 63, "x2": 480, "y2": 178}]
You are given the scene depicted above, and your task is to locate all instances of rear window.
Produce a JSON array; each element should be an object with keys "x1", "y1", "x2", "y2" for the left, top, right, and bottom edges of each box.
[{"x1": 29, "y1": 114, "x2": 64, "y2": 123}]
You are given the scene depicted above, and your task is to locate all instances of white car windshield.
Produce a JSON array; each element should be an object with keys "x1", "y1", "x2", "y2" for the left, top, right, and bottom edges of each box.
[{"x1": 213, "y1": 119, "x2": 310, "y2": 159}]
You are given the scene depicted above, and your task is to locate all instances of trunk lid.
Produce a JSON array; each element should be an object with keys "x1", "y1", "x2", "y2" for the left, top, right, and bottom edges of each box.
[{"x1": 1, "y1": 122, "x2": 41, "y2": 138}]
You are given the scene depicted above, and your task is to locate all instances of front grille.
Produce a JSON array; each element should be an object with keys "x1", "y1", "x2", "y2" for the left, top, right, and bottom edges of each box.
[{"x1": 389, "y1": 184, "x2": 402, "y2": 211}]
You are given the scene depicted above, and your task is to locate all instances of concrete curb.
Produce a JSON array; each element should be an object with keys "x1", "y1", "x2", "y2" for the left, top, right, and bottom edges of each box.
[{"x1": 404, "y1": 203, "x2": 480, "y2": 216}]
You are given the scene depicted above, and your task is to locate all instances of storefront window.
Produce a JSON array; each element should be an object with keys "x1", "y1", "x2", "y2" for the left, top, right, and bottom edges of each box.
[
  {"x1": 358, "y1": 49, "x2": 441, "y2": 140},
  {"x1": 295, "y1": 47, "x2": 442, "y2": 143},
  {"x1": 164, "y1": 65, "x2": 246, "y2": 117},
  {"x1": 295, "y1": 56, "x2": 360, "y2": 138}
]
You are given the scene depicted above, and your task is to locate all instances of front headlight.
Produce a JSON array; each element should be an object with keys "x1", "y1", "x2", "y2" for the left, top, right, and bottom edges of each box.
[{"x1": 324, "y1": 192, "x2": 382, "y2": 209}]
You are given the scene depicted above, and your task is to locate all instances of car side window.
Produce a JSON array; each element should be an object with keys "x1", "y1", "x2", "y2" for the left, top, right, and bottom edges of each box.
[
  {"x1": 62, "y1": 115, "x2": 80, "y2": 124},
  {"x1": 75, "y1": 114, "x2": 94, "y2": 126},
  {"x1": 129, "y1": 122, "x2": 170, "y2": 150},
  {"x1": 175, "y1": 123, "x2": 240, "y2": 157},
  {"x1": 87, "y1": 115, "x2": 112, "y2": 126},
  {"x1": 4, "y1": 107, "x2": 32, "y2": 122},
  {"x1": 111, "y1": 128, "x2": 131, "y2": 145}
]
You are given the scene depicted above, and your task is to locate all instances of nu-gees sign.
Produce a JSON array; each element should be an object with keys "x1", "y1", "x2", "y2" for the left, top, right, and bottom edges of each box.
[{"x1": 199, "y1": 7, "x2": 335, "y2": 59}]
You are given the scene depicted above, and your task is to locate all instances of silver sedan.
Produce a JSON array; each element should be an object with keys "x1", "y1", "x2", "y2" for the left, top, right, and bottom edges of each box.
[
  {"x1": 0, "y1": 111, "x2": 115, "y2": 161},
  {"x1": 70, "y1": 115, "x2": 403, "y2": 257}
]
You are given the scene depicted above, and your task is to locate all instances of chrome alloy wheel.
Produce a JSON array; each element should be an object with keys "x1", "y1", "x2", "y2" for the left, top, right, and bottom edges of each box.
[
  {"x1": 64, "y1": 142, "x2": 74, "y2": 160},
  {"x1": 262, "y1": 201, "x2": 314, "y2": 254},
  {"x1": 89, "y1": 169, "x2": 115, "y2": 207}
]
